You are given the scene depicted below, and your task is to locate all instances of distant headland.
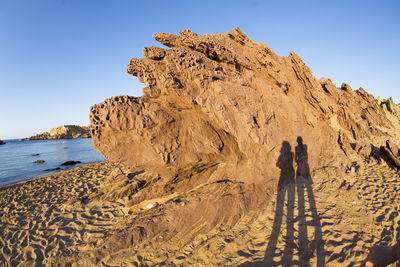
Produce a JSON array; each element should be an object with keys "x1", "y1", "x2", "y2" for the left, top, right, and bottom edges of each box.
[{"x1": 23, "y1": 125, "x2": 90, "y2": 140}]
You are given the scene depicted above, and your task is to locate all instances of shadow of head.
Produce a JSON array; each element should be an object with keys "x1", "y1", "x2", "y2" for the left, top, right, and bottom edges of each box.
[
  {"x1": 297, "y1": 136, "x2": 303, "y2": 145},
  {"x1": 281, "y1": 141, "x2": 292, "y2": 154},
  {"x1": 277, "y1": 141, "x2": 295, "y2": 187}
]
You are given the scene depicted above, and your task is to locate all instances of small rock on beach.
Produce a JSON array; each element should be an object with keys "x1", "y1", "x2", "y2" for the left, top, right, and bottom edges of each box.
[{"x1": 61, "y1": 160, "x2": 82, "y2": 166}]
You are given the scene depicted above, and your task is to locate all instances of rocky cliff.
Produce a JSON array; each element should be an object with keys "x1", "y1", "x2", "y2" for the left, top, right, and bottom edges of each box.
[
  {"x1": 89, "y1": 28, "x2": 400, "y2": 261},
  {"x1": 25, "y1": 125, "x2": 90, "y2": 140}
]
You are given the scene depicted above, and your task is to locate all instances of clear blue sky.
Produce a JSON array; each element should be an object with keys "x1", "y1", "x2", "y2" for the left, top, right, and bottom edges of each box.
[{"x1": 1, "y1": 0, "x2": 399, "y2": 139}]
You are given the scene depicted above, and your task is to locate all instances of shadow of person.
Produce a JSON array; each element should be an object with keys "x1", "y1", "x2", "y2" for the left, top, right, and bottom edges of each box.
[
  {"x1": 295, "y1": 136, "x2": 326, "y2": 267},
  {"x1": 262, "y1": 141, "x2": 296, "y2": 266},
  {"x1": 239, "y1": 139, "x2": 326, "y2": 267}
]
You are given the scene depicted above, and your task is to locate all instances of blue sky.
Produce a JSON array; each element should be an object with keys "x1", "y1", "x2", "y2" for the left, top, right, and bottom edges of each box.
[{"x1": 1, "y1": 0, "x2": 399, "y2": 139}]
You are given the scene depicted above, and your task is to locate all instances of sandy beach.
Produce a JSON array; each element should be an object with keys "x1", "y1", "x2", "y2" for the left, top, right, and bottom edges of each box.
[
  {"x1": 2, "y1": 27, "x2": 400, "y2": 267},
  {"x1": 0, "y1": 162, "x2": 127, "y2": 266},
  {"x1": 2, "y1": 1, "x2": 400, "y2": 266},
  {"x1": 0, "y1": 156, "x2": 399, "y2": 266}
]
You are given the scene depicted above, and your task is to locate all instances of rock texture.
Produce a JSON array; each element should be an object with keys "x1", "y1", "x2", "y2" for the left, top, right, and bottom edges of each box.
[
  {"x1": 25, "y1": 125, "x2": 90, "y2": 140},
  {"x1": 380, "y1": 140, "x2": 400, "y2": 169},
  {"x1": 91, "y1": 28, "x2": 394, "y2": 181},
  {"x1": 377, "y1": 97, "x2": 400, "y2": 118},
  {"x1": 89, "y1": 28, "x2": 400, "y2": 261}
]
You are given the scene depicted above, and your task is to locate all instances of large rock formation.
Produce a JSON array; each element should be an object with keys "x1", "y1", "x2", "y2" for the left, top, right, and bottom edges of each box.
[
  {"x1": 25, "y1": 125, "x2": 90, "y2": 140},
  {"x1": 91, "y1": 28, "x2": 393, "y2": 181},
  {"x1": 89, "y1": 28, "x2": 399, "y2": 259},
  {"x1": 0, "y1": 140, "x2": 5, "y2": 145}
]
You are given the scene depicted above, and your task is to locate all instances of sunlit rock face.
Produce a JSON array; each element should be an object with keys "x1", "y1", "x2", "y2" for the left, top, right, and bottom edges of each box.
[
  {"x1": 89, "y1": 29, "x2": 397, "y2": 253},
  {"x1": 91, "y1": 28, "x2": 392, "y2": 182}
]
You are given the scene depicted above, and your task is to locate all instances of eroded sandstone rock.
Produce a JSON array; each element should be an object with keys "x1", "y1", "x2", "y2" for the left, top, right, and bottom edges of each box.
[
  {"x1": 92, "y1": 28, "x2": 393, "y2": 179},
  {"x1": 377, "y1": 97, "x2": 400, "y2": 117},
  {"x1": 380, "y1": 140, "x2": 400, "y2": 169},
  {"x1": 89, "y1": 28, "x2": 398, "y2": 257},
  {"x1": 96, "y1": 168, "x2": 146, "y2": 202},
  {"x1": 341, "y1": 82, "x2": 352, "y2": 92}
]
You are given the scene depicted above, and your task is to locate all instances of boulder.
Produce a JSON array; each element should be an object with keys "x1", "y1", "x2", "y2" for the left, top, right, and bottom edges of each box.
[
  {"x1": 341, "y1": 82, "x2": 352, "y2": 91},
  {"x1": 380, "y1": 140, "x2": 400, "y2": 169},
  {"x1": 61, "y1": 160, "x2": 82, "y2": 166},
  {"x1": 0, "y1": 140, "x2": 5, "y2": 145},
  {"x1": 386, "y1": 97, "x2": 399, "y2": 116},
  {"x1": 33, "y1": 160, "x2": 45, "y2": 164},
  {"x1": 387, "y1": 140, "x2": 400, "y2": 157}
]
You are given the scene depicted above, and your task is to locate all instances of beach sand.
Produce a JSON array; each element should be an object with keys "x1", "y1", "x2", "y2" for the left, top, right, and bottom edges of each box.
[
  {"x1": 0, "y1": 162, "x2": 127, "y2": 266},
  {"x1": 0, "y1": 159, "x2": 399, "y2": 266}
]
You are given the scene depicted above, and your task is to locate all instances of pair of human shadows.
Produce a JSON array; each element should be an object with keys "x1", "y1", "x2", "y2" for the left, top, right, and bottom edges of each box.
[{"x1": 241, "y1": 137, "x2": 325, "y2": 267}]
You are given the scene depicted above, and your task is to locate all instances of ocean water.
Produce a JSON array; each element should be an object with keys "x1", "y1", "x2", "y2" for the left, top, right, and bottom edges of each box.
[{"x1": 0, "y1": 138, "x2": 105, "y2": 186}]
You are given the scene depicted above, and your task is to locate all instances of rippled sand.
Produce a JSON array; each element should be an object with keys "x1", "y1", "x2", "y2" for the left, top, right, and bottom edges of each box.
[
  {"x1": 0, "y1": 159, "x2": 399, "y2": 266},
  {"x1": 0, "y1": 162, "x2": 127, "y2": 265}
]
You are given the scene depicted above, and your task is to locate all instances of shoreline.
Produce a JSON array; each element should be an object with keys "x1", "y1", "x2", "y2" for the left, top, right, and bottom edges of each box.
[{"x1": 0, "y1": 160, "x2": 107, "y2": 189}]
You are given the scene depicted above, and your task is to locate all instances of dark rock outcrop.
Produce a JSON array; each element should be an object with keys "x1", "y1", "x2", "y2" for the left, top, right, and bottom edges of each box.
[
  {"x1": 61, "y1": 161, "x2": 82, "y2": 166},
  {"x1": 0, "y1": 140, "x2": 5, "y2": 145},
  {"x1": 33, "y1": 160, "x2": 45, "y2": 164},
  {"x1": 25, "y1": 125, "x2": 90, "y2": 140}
]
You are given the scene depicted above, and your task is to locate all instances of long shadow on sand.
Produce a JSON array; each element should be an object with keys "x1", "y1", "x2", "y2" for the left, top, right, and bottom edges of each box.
[{"x1": 240, "y1": 138, "x2": 325, "y2": 267}]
